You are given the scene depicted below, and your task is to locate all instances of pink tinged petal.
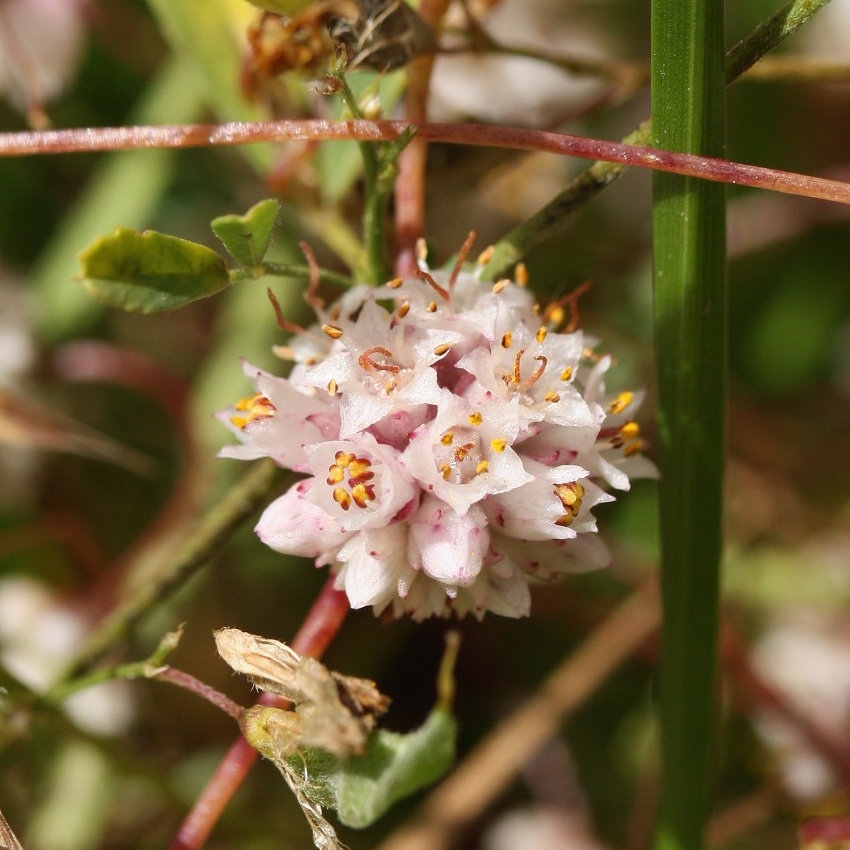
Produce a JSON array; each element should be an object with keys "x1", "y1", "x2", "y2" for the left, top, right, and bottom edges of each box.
[
  {"x1": 453, "y1": 558, "x2": 531, "y2": 620},
  {"x1": 255, "y1": 481, "x2": 348, "y2": 558},
  {"x1": 333, "y1": 525, "x2": 411, "y2": 609},
  {"x1": 495, "y1": 532, "x2": 612, "y2": 580},
  {"x1": 409, "y1": 499, "x2": 489, "y2": 587}
]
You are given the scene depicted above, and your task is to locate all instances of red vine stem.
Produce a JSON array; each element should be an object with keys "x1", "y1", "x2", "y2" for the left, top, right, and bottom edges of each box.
[
  {"x1": 167, "y1": 575, "x2": 350, "y2": 850},
  {"x1": 2, "y1": 119, "x2": 849, "y2": 205}
]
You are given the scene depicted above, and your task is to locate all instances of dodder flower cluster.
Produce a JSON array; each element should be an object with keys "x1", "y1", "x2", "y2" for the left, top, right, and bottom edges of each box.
[{"x1": 220, "y1": 247, "x2": 654, "y2": 620}]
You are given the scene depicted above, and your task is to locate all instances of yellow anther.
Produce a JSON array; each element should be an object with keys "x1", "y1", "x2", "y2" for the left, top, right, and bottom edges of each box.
[
  {"x1": 476, "y1": 460, "x2": 489, "y2": 475},
  {"x1": 515, "y1": 262, "x2": 529, "y2": 287},
  {"x1": 231, "y1": 416, "x2": 247, "y2": 429},
  {"x1": 427, "y1": 301, "x2": 437, "y2": 313},
  {"x1": 385, "y1": 380, "x2": 397, "y2": 394},
  {"x1": 547, "y1": 305, "x2": 565, "y2": 326},
  {"x1": 545, "y1": 391, "x2": 561, "y2": 403},
  {"x1": 387, "y1": 277, "x2": 403, "y2": 289},
  {"x1": 554, "y1": 481, "x2": 585, "y2": 527},
  {"x1": 468, "y1": 412, "x2": 483, "y2": 426},
  {"x1": 304, "y1": 357, "x2": 318, "y2": 366},
  {"x1": 434, "y1": 343, "x2": 452, "y2": 356},
  {"x1": 327, "y1": 379, "x2": 338, "y2": 396},
  {"x1": 492, "y1": 279, "x2": 510, "y2": 294},
  {"x1": 477, "y1": 245, "x2": 495, "y2": 265},
  {"x1": 326, "y1": 465, "x2": 345, "y2": 485},
  {"x1": 560, "y1": 366, "x2": 573, "y2": 381},
  {"x1": 321, "y1": 323, "x2": 343, "y2": 339},
  {"x1": 397, "y1": 301, "x2": 411, "y2": 318},
  {"x1": 624, "y1": 439, "x2": 645, "y2": 457},
  {"x1": 536, "y1": 326, "x2": 548, "y2": 344},
  {"x1": 415, "y1": 237, "x2": 428, "y2": 262},
  {"x1": 609, "y1": 391, "x2": 634, "y2": 415},
  {"x1": 231, "y1": 393, "x2": 275, "y2": 428},
  {"x1": 351, "y1": 482, "x2": 376, "y2": 508},
  {"x1": 439, "y1": 463, "x2": 452, "y2": 480},
  {"x1": 490, "y1": 438, "x2": 507, "y2": 453},
  {"x1": 333, "y1": 488, "x2": 351, "y2": 510},
  {"x1": 501, "y1": 332, "x2": 512, "y2": 349},
  {"x1": 621, "y1": 420, "x2": 640, "y2": 439},
  {"x1": 441, "y1": 432, "x2": 454, "y2": 446}
]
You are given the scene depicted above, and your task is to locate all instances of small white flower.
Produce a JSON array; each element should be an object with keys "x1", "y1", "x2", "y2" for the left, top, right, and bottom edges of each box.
[{"x1": 221, "y1": 242, "x2": 655, "y2": 619}]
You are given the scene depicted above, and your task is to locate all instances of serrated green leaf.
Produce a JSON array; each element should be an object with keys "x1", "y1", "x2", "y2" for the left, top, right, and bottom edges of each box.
[
  {"x1": 78, "y1": 228, "x2": 231, "y2": 313},
  {"x1": 292, "y1": 706, "x2": 456, "y2": 829},
  {"x1": 211, "y1": 199, "x2": 280, "y2": 266}
]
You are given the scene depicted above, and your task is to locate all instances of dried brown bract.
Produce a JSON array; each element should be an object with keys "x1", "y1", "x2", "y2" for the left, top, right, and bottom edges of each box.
[{"x1": 214, "y1": 628, "x2": 389, "y2": 758}]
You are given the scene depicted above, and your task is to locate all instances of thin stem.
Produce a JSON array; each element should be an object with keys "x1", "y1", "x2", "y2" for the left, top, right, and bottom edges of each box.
[
  {"x1": 2, "y1": 120, "x2": 847, "y2": 207},
  {"x1": 375, "y1": 586, "x2": 660, "y2": 850},
  {"x1": 62, "y1": 459, "x2": 284, "y2": 677},
  {"x1": 232, "y1": 262, "x2": 354, "y2": 289},
  {"x1": 480, "y1": 0, "x2": 834, "y2": 279},
  {"x1": 394, "y1": 0, "x2": 452, "y2": 276},
  {"x1": 168, "y1": 574, "x2": 350, "y2": 850}
]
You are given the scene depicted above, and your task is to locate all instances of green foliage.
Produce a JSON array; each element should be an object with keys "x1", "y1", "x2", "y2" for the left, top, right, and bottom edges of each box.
[
  {"x1": 211, "y1": 199, "x2": 281, "y2": 267},
  {"x1": 78, "y1": 227, "x2": 231, "y2": 313},
  {"x1": 292, "y1": 706, "x2": 457, "y2": 829}
]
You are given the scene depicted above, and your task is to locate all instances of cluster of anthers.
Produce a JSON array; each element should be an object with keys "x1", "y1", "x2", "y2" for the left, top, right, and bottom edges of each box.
[{"x1": 220, "y1": 235, "x2": 655, "y2": 620}]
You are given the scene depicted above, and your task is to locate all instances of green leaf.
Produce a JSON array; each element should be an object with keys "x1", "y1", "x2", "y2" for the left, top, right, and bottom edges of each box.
[
  {"x1": 78, "y1": 228, "x2": 231, "y2": 313},
  {"x1": 293, "y1": 706, "x2": 457, "y2": 829},
  {"x1": 211, "y1": 199, "x2": 280, "y2": 266}
]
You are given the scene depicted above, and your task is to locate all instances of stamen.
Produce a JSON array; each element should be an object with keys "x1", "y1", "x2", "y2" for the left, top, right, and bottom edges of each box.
[
  {"x1": 434, "y1": 343, "x2": 452, "y2": 356},
  {"x1": 545, "y1": 391, "x2": 560, "y2": 403},
  {"x1": 387, "y1": 277, "x2": 403, "y2": 289},
  {"x1": 621, "y1": 421, "x2": 640, "y2": 439},
  {"x1": 454, "y1": 442, "x2": 474, "y2": 462},
  {"x1": 231, "y1": 393, "x2": 276, "y2": 429},
  {"x1": 475, "y1": 460, "x2": 489, "y2": 475},
  {"x1": 468, "y1": 412, "x2": 483, "y2": 426},
  {"x1": 501, "y1": 332, "x2": 512, "y2": 348},
  {"x1": 554, "y1": 482, "x2": 585, "y2": 527},
  {"x1": 512, "y1": 349, "x2": 525, "y2": 384},
  {"x1": 327, "y1": 379, "x2": 338, "y2": 395},
  {"x1": 477, "y1": 245, "x2": 494, "y2": 265},
  {"x1": 397, "y1": 300, "x2": 411, "y2": 318},
  {"x1": 624, "y1": 439, "x2": 645, "y2": 457},
  {"x1": 490, "y1": 438, "x2": 507, "y2": 453},
  {"x1": 560, "y1": 366, "x2": 573, "y2": 381},
  {"x1": 415, "y1": 237, "x2": 428, "y2": 264},
  {"x1": 351, "y1": 482, "x2": 376, "y2": 508},
  {"x1": 267, "y1": 289, "x2": 306, "y2": 334},
  {"x1": 492, "y1": 279, "x2": 510, "y2": 294},
  {"x1": 416, "y1": 268, "x2": 449, "y2": 300},
  {"x1": 526, "y1": 355, "x2": 547, "y2": 387},
  {"x1": 609, "y1": 391, "x2": 634, "y2": 415},
  {"x1": 515, "y1": 263, "x2": 529, "y2": 287},
  {"x1": 427, "y1": 301, "x2": 437, "y2": 313},
  {"x1": 449, "y1": 231, "x2": 476, "y2": 290},
  {"x1": 333, "y1": 488, "x2": 351, "y2": 510},
  {"x1": 321, "y1": 323, "x2": 343, "y2": 340},
  {"x1": 536, "y1": 326, "x2": 548, "y2": 344},
  {"x1": 359, "y1": 346, "x2": 401, "y2": 373},
  {"x1": 439, "y1": 463, "x2": 452, "y2": 480},
  {"x1": 441, "y1": 432, "x2": 454, "y2": 446}
]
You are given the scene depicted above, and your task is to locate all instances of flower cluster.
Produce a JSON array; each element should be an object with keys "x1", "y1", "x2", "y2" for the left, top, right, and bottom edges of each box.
[{"x1": 220, "y1": 244, "x2": 654, "y2": 620}]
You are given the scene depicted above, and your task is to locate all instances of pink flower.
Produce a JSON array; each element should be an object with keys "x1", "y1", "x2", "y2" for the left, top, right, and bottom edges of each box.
[{"x1": 221, "y1": 247, "x2": 654, "y2": 620}]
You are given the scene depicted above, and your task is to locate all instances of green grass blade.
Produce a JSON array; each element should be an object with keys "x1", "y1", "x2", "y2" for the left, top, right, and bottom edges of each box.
[{"x1": 650, "y1": 0, "x2": 727, "y2": 849}]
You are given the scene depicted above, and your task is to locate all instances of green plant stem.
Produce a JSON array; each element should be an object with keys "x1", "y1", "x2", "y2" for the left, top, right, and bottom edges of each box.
[
  {"x1": 62, "y1": 459, "x2": 285, "y2": 678},
  {"x1": 651, "y1": 0, "x2": 726, "y2": 848},
  {"x1": 232, "y1": 262, "x2": 354, "y2": 289},
  {"x1": 480, "y1": 0, "x2": 833, "y2": 280},
  {"x1": 333, "y1": 72, "x2": 390, "y2": 285}
]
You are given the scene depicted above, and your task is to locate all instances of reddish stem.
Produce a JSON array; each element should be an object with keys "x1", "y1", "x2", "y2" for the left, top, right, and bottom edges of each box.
[
  {"x1": 2, "y1": 120, "x2": 849, "y2": 205},
  {"x1": 393, "y1": 0, "x2": 451, "y2": 276},
  {"x1": 167, "y1": 575, "x2": 350, "y2": 850}
]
